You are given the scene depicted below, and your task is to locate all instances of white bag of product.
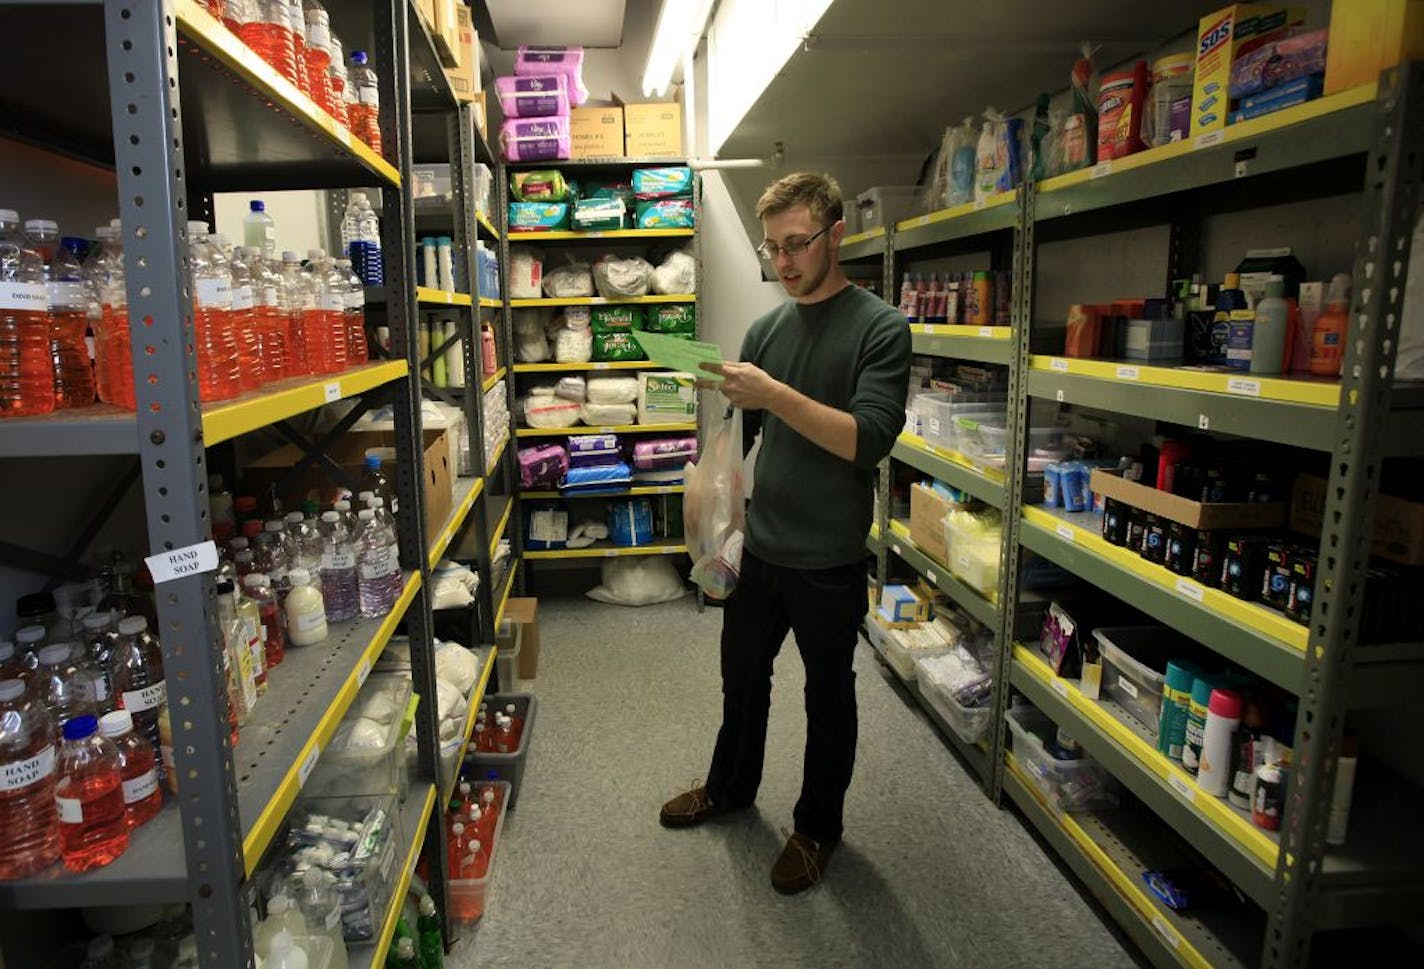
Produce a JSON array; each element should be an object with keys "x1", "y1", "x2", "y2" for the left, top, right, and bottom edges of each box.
[
  {"x1": 567, "y1": 520, "x2": 609, "y2": 548},
  {"x1": 1397, "y1": 212, "x2": 1424, "y2": 380},
  {"x1": 508, "y1": 246, "x2": 543, "y2": 299},
  {"x1": 542, "y1": 257, "x2": 594, "y2": 298},
  {"x1": 522, "y1": 394, "x2": 582, "y2": 428},
  {"x1": 550, "y1": 307, "x2": 593, "y2": 363},
  {"x1": 585, "y1": 375, "x2": 639, "y2": 404},
  {"x1": 581, "y1": 402, "x2": 637, "y2": 425},
  {"x1": 587, "y1": 556, "x2": 688, "y2": 606},
  {"x1": 592, "y1": 255, "x2": 654, "y2": 299},
  {"x1": 650, "y1": 247, "x2": 696, "y2": 295},
  {"x1": 975, "y1": 109, "x2": 1005, "y2": 202},
  {"x1": 514, "y1": 313, "x2": 551, "y2": 362},
  {"x1": 555, "y1": 375, "x2": 587, "y2": 401},
  {"x1": 434, "y1": 640, "x2": 479, "y2": 695}
]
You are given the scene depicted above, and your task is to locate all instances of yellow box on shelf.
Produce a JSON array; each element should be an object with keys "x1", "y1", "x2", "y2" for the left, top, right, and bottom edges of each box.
[
  {"x1": 1037, "y1": 81, "x2": 1379, "y2": 197},
  {"x1": 516, "y1": 423, "x2": 697, "y2": 438},
  {"x1": 1028, "y1": 356, "x2": 1339, "y2": 408},
  {"x1": 174, "y1": 0, "x2": 399, "y2": 187},
  {"x1": 481, "y1": 366, "x2": 507, "y2": 393},
  {"x1": 241, "y1": 571, "x2": 422, "y2": 872},
  {"x1": 417, "y1": 286, "x2": 473, "y2": 307},
  {"x1": 428, "y1": 477, "x2": 484, "y2": 569},
  {"x1": 524, "y1": 540, "x2": 687, "y2": 560},
  {"x1": 202, "y1": 361, "x2": 408, "y2": 447},
  {"x1": 530, "y1": 229, "x2": 696, "y2": 240},
  {"x1": 509, "y1": 295, "x2": 696, "y2": 308},
  {"x1": 1020, "y1": 505, "x2": 1308, "y2": 652},
  {"x1": 895, "y1": 188, "x2": 1018, "y2": 232},
  {"x1": 1013, "y1": 644, "x2": 1281, "y2": 870}
]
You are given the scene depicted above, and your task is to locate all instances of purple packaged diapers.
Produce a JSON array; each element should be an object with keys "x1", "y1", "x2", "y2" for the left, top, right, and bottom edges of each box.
[
  {"x1": 568, "y1": 433, "x2": 621, "y2": 468},
  {"x1": 518, "y1": 444, "x2": 569, "y2": 490},
  {"x1": 500, "y1": 117, "x2": 571, "y2": 163},
  {"x1": 633, "y1": 437, "x2": 698, "y2": 470},
  {"x1": 495, "y1": 75, "x2": 570, "y2": 118},
  {"x1": 515, "y1": 45, "x2": 589, "y2": 105}
]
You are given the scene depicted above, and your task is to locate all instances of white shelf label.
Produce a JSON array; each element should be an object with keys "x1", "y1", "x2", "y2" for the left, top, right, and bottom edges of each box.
[
  {"x1": 1115, "y1": 365, "x2": 1140, "y2": 381},
  {"x1": 1227, "y1": 378, "x2": 1261, "y2": 397},
  {"x1": 926, "y1": 568, "x2": 938, "y2": 584},
  {"x1": 145, "y1": 541, "x2": 219, "y2": 585},
  {"x1": 593, "y1": 362, "x2": 610, "y2": 370},
  {"x1": 297, "y1": 745, "x2": 320, "y2": 788},
  {"x1": 1175, "y1": 577, "x2": 1205, "y2": 603},
  {"x1": 1198, "y1": 414, "x2": 1211, "y2": 430},
  {"x1": 891, "y1": 543, "x2": 902, "y2": 556},
  {"x1": 1050, "y1": 358, "x2": 1069, "y2": 372},
  {"x1": 978, "y1": 326, "x2": 993, "y2": 337},
  {"x1": 973, "y1": 198, "x2": 987, "y2": 211},
  {"x1": 1117, "y1": 677, "x2": 1139, "y2": 700},
  {"x1": 1051, "y1": 679, "x2": 1071, "y2": 699},
  {"x1": 604, "y1": 549, "x2": 619, "y2": 557},
  {"x1": 1167, "y1": 772, "x2": 1197, "y2": 803},
  {"x1": 324, "y1": 381, "x2": 342, "y2": 403},
  {"x1": 597, "y1": 426, "x2": 615, "y2": 433},
  {"x1": 1056, "y1": 390, "x2": 1065, "y2": 402},
  {"x1": 1055, "y1": 523, "x2": 1075, "y2": 542},
  {"x1": 1152, "y1": 914, "x2": 1181, "y2": 949},
  {"x1": 1195, "y1": 130, "x2": 1224, "y2": 149},
  {"x1": 1091, "y1": 161, "x2": 1113, "y2": 179},
  {"x1": 356, "y1": 657, "x2": 372, "y2": 686}
]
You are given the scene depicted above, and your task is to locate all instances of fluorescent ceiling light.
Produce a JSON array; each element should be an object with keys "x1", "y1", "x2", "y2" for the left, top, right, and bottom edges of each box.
[{"x1": 642, "y1": 0, "x2": 714, "y2": 97}]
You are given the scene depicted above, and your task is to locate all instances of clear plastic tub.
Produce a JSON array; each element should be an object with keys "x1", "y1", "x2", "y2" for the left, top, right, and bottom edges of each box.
[
  {"x1": 912, "y1": 393, "x2": 1004, "y2": 452},
  {"x1": 943, "y1": 513, "x2": 1001, "y2": 601},
  {"x1": 915, "y1": 663, "x2": 991, "y2": 745},
  {"x1": 879, "y1": 630, "x2": 951, "y2": 682},
  {"x1": 283, "y1": 792, "x2": 401, "y2": 943},
  {"x1": 305, "y1": 675, "x2": 413, "y2": 798},
  {"x1": 446, "y1": 779, "x2": 512, "y2": 923},
  {"x1": 467, "y1": 693, "x2": 537, "y2": 809},
  {"x1": 1091, "y1": 626, "x2": 1198, "y2": 734},
  {"x1": 1005, "y1": 705, "x2": 1118, "y2": 812},
  {"x1": 493, "y1": 619, "x2": 525, "y2": 694}
]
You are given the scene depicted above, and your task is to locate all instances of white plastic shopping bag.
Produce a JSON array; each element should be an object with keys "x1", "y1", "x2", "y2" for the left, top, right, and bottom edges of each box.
[{"x1": 684, "y1": 390, "x2": 745, "y2": 598}]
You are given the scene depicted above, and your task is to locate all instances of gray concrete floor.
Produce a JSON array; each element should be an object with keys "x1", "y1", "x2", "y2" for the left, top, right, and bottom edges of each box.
[{"x1": 448, "y1": 596, "x2": 1141, "y2": 969}]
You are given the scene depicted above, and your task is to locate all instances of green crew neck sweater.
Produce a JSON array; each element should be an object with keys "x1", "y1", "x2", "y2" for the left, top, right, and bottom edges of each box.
[{"x1": 739, "y1": 284, "x2": 910, "y2": 569}]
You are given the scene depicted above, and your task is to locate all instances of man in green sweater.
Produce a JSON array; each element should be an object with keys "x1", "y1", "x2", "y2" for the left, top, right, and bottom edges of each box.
[{"x1": 660, "y1": 172, "x2": 910, "y2": 894}]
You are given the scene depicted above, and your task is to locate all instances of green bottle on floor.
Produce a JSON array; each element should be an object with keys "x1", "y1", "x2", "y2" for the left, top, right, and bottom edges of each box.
[
  {"x1": 418, "y1": 895, "x2": 445, "y2": 969},
  {"x1": 389, "y1": 936, "x2": 421, "y2": 969}
]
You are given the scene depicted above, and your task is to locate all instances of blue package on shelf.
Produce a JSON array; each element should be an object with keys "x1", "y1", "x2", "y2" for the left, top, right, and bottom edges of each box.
[
  {"x1": 608, "y1": 497, "x2": 654, "y2": 546},
  {"x1": 1229, "y1": 74, "x2": 1323, "y2": 123},
  {"x1": 524, "y1": 505, "x2": 570, "y2": 550},
  {"x1": 631, "y1": 167, "x2": 693, "y2": 199},
  {"x1": 568, "y1": 433, "x2": 621, "y2": 468},
  {"x1": 562, "y1": 462, "x2": 633, "y2": 495}
]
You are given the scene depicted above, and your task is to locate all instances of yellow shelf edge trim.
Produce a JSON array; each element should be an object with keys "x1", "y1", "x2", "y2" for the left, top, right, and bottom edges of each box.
[
  {"x1": 417, "y1": 287, "x2": 473, "y2": 307},
  {"x1": 1020, "y1": 506, "x2": 1308, "y2": 651},
  {"x1": 484, "y1": 438, "x2": 509, "y2": 477},
  {"x1": 509, "y1": 295, "x2": 696, "y2": 307},
  {"x1": 202, "y1": 361, "x2": 408, "y2": 445},
  {"x1": 895, "y1": 188, "x2": 1018, "y2": 233},
  {"x1": 1013, "y1": 644, "x2": 1281, "y2": 870},
  {"x1": 512, "y1": 360, "x2": 656, "y2": 373},
  {"x1": 488, "y1": 498, "x2": 514, "y2": 561},
  {"x1": 520, "y1": 485, "x2": 685, "y2": 500},
  {"x1": 428, "y1": 478, "x2": 485, "y2": 569},
  {"x1": 477, "y1": 214, "x2": 501, "y2": 240},
  {"x1": 895, "y1": 433, "x2": 1008, "y2": 485},
  {"x1": 481, "y1": 367, "x2": 507, "y2": 394},
  {"x1": 527, "y1": 229, "x2": 696, "y2": 240},
  {"x1": 1028, "y1": 356, "x2": 1339, "y2": 408},
  {"x1": 1038, "y1": 81, "x2": 1379, "y2": 197},
  {"x1": 367, "y1": 782, "x2": 437, "y2": 967},
  {"x1": 241, "y1": 571, "x2": 422, "y2": 871},
  {"x1": 516, "y1": 423, "x2": 697, "y2": 438},
  {"x1": 524, "y1": 542, "x2": 688, "y2": 560},
  {"x1": 174, "y1": 0, "x2": 399, "y2": 187},
  {"x1": 839, "y1": 226, "x2": 887, "y2": 247},
  {"x1": 909, "y1": 323, "x2": 1013, "y2": 341},
  {"x1": 478, "y1": 297, "x2": 503, "y2": 308},
  {"x1": 494, "y1": 566, "x2": 517, "y2": 626},
  {"x1": 1004, "y1": 756, "x2": 1216, "y2": 969}
]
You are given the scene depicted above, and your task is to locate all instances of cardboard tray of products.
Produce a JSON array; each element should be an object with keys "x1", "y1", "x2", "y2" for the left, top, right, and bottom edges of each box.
[{"x1": 1089, "y1": 469, "x2": 1287, "y2": 531}]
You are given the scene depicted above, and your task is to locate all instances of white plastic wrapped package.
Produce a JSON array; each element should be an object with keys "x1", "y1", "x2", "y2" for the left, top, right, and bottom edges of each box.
[
  {"x1": 592, "y1": 256, "x2": 653, "y2": 299},
  {"x1": 436, "y1": 678, "x2": 465, "y2": 725},
  {"x1": 686, "y1": 390, "x2": 746, "y2": 598},
  {"x1": 542, "y1": 258, "x2": 594, "y2": 298},
  {"x1": 585, "y1": 375, "x2": 639, "y2": 404},
  {"x1": 523, "y1": 395, "x2": 583, "y2": 428},
  {"x1": 508, "y1": 246, "x2": 543, "y2": 299},
  {"x1": 650, "y1": 247, "x2": 696, "y2": 295},
  {"x1": 514, "y1": 313, "x2": 551, "y2": 362},
  {"x1": 550, "y1": 309, "x2": 593, "y2": 363},
  {"x1": 555, "y1": 375, "x2": 587, "y2": 401},
  {"x1": 587, "y1": 556, "x2": 688, "y2": 606},
  {"x1": 430, "y1": 562, "x2": 477, "y2": 609},
  {"x1": 582, "y1": 402, "x2": 637, "y2": 425},
  {"x1": 434, "y1": 641, "x2": 479, "y2": 695},
  {"x1": 567, "y1": 520, "x2": 609, "y2": 548}
]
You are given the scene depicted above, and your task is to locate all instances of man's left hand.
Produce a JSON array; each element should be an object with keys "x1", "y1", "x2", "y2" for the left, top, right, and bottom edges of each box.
[{"x1": 698, "y1": 361, "x2": 784, "y2": 411}]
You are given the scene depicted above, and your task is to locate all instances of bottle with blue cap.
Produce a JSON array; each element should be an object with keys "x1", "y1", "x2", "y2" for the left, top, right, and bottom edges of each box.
[
  {"x1": 54, "y1": 713, "x2": 129, "y2": 871},
  {"x1": 245, "y1": 199, "x2": 276, "y2": 259}
]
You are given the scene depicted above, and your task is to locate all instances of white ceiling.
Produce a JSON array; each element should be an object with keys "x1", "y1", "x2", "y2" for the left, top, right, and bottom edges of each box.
[{"x1": 484, "y1": 0, "x2": 628, "y2": 48}]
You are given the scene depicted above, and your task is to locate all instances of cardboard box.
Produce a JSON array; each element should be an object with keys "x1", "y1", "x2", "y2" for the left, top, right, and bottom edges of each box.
[
  {"x1": 472, "y1": 92, "x2": 487, "y2": 138},
  {"x1": 433, "y1": 0, "x2": 462, "y2": 68},
  {"x1": 416, "y1": 0, "x2": 437, "y2": 34},
  {"x1": 443, "y1": 3, "x2": 477, "y2": 103},
  {"x1": 910, "y1": 482, "x2": 956, "y2": 565},
  {"x1": 1190, "y1": 4, "x2": 1304, "y2": 136},
  {"x1": 243, "y1": 428, "x2": 453, "y2": 547},
  {"x1": 623, "y1": 101, "x2": 683, "y2": 157},
  {"x1": 1324, "y1": 0, "x2": 1424, "y2": 95},
  {"x1": 570, "y1": 106, "x2": 625, "y2": 159},
  {"x1": 1290, "y1": 473, "x2": 1424, "y2": 565},
  {"x1": 505, "y1": 598, "x2": 540, "y2": 680},
  {"x1": 1089, "y1": 469, "x2": 1287, "y2": 530}
]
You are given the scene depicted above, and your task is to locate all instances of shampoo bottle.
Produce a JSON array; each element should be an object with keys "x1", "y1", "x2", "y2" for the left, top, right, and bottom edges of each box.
[
  {"x1": 1250, "y1": 276, "x2": 1290, "y2": 375},
  {"x1": 1310, "y1": 273, "x2": 1351, "y2": 377}
]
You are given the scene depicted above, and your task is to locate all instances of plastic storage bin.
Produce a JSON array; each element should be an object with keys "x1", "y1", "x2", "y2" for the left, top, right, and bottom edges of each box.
[
  {"x1": 855, "y1": 186, "x2": 921, "y2": 231},
  {"x1": 1005, "y1": 705, "x2": 1118, "y2": 812},
  {"x1": 445, "y1": 780, "x2": 512, "y2": 923},
  {"x1": 879, "y1": 629, "x2": 951, "y2": 682},
  {"x1": 284, "y1": 792, "x2": 402, "y2": 943},
  {"x1": 915, "y1": 662, "x2": 992, "y2": 745},
  {"x1": 943, "y1": 513, "x2": 1001, "y2": 601},
  {"x1": 493, "y1": 619, "x2": 525, "y2": 693},
  {"x1": 1091, "y1": 625, "x2": 1198, "y2": 734},
  {"x1": 467, "y1": 693, "x2": 537, "y2": 809},
  {"x1": 304, "y1": 675, "x2": 413, "y2": 798}
]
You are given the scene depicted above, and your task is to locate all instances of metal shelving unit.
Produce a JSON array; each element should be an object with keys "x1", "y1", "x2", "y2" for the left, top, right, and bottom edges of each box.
[{"x1": 853, "y1": 62, "x2": 1424, "y2": 968}]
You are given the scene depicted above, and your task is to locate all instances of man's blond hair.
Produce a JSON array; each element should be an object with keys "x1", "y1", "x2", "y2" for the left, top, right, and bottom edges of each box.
[{"x1": 755, "y1": 172, "x2": 844, "y2": 227}]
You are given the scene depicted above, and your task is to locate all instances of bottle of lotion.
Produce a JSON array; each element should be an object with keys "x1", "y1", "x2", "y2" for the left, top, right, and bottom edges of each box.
[
  {"x1": 1310, "y1": 273, "x2": 1351, "y2": 377},
  {"x1": 1250, "y1": 276, "x2": 1290, "y2": 374}
]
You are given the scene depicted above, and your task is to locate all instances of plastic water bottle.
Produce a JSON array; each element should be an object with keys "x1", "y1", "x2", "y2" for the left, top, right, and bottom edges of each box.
[
  {"x1": 335, "y1": 257, "x2": 368, "y2": 364},
  {"x1": 360, "y1": 196, "x2": 384, "y2": 286},
  {"x1": 240, "y1": 248, "x2": 289, "y2": 380},
  {"x1": 98, "y1": 709, "x2": 162, "y2": 829},
  {"x1": 48, "y1": 237, "x2": 96, "y2": 408},
  {"x1": 301, "y1": 0, "x2": 335, "y2": 115},
  {"x1": 363, "y1": 453, "x2": 395, "y2": 514},
  {"x1": 81, "y1": 227, "x2": 113, "y2": 404},
  {"x1": 259, "y1": 520, "x2": 295, "y2": 600},
  {"x1": 347, "y1": 50, "x2": 382, "y2": 154},
  {"x1": 367, "y1": 497, "x2": 398, "y2": 559},
  {"x1": 244, "y1": 200, "x2": 276, "y2": 259},
  {"x1": 297, "y1": 868, "x2": 350, "y2": 969},
  {"x1": 226, "y1": 242, "x2": 264, "y2": 392},
  {"x1": 238, "y1": 0, "x2": 300, "y2": 90},
  {"x1": 266, "y1": 928, "x2": 309, "y2": 969},
  {"x1": 318, "y1": 511, "x2": 358, "y2": 623},
  {"x1": 218, "y1": 0, "x2": 248, "y2": 34},
  {"x1": 187, "y1": 223, "x2": 239, "y2": 402},
  {"x1": 279, "y1": 250, "x2": 317, "y2": 376},
  {"x1": 0, "y1": 677, "x2": 59, "y2": 878},
  {"x1": 326, "y1": 33, "x2": 351, "y2": 129},
  {"x1": 109, "y1": 616, "x2": 167, "y2": 778},
  {"x1": 243, "y1": 573, "x2": 287, "y2": 669},
  {"x1": 285, "y1": 510, "x2": 325, "y2": 576},
  {"x1": 81, "y1": 613, "x2": 120, "y2": 706},
  {"x1": 284, "y1": 0, "x2": 311, "y2": 96},
  {"x1": 54, "y1": 714, "x2": 129, "y2": 872},
  {"x1": 355, "y1": 508, "x2": 400, "y2": 618},
  {"x1": 0, "y1": 209, "x2": 55, "y2": 417},
  {"x1": 91, "y1": 220, "x2": 132, "y2": 409},
  {"x1": 306, "y1": 248, "x2": 348, "y2": 373},
  {"x1": 35, "y1": 643, "x2": 101, "y2": 738}
]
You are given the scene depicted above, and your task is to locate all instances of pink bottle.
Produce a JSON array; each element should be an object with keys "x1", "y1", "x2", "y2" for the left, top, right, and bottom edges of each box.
[
  {"x1": 0, "y1": 208, "x2": 56, "y2": 418},
  {"x1": 0, "y1": 678, "x2": 60, "y2": 878},
  {"x1": 54, "y1": 714, "x2": 129, "y2": 872}
]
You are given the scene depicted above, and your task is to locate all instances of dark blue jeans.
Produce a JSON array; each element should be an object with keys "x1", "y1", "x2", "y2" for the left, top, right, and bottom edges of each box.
[{"x1": 705, "y1": 549, "x2": 865, "y2": 845}]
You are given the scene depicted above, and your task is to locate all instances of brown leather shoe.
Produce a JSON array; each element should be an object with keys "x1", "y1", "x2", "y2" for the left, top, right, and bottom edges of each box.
[
  {"x1": 659, "y1": 785, "x2": 722, "y2": 828},
  {"x1": 770, "y1": 830, "x2": 836, "y2": 894}
]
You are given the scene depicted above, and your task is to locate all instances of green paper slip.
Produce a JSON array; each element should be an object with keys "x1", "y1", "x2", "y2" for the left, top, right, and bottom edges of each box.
[{"x1": 632, "y1": 331, "x2": 727, "y2": 381}]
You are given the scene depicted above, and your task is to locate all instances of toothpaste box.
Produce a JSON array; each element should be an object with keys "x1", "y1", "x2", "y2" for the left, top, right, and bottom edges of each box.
[{"x1": 1191, "y1": 4, "x2": 1305, "y2": 136}]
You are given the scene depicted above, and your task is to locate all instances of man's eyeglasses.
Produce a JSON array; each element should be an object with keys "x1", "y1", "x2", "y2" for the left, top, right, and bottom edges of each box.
[{"x1": 757, "y1": 223, "x2": 834, "y2": 261}]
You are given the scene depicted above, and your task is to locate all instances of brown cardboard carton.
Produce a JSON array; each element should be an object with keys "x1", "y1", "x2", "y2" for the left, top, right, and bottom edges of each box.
[
  {"x1": 505, "y1": 598, "x2": 540, "y2": 679},
  {"x1": 910, "y1": 483, "x2": 956, "y2": 565},
  {"x1": 569, "y1": 106, "x2": 625, "y2": 159},
  {"x1": 623, "y1": 101, "x2": 683, "y2": 157},
  {"x1": 443, "y1": 3, "x2": 477, "y2": 103},
  {"x1": 1324, "y1": 0, "x2": 1424, "y2": 95},
  {"x1": 1290, "y1": 473, "x2": 1424, "y2": 565},
  {"x1": 433, "y1": 0, "x2": 462, "y2": 68},
  {"x1": 1089, "y1": 469, "x2": 1287, "y2": 530}
]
